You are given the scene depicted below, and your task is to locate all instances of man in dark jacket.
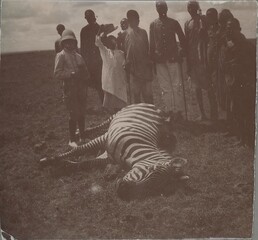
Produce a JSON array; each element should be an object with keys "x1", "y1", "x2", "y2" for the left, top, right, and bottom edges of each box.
[
  {"x1": 185, "y1": 0, "x2": 217, "y2": 121},
  {"x1": 224, "y1": 18, "x2": 256, "y2": 146},
  {"x1": 80, "y1": 9, "x2": 104, "y2": 103},
  {"x1": 217, "y1": 9, "x2": 234, "y2": 115},
  {"x1": 206, "y1": 8, "x2": 219, "y2": 120},
  {"x1": 150, "y1": 0, "x2": 186, "y2": 116}
]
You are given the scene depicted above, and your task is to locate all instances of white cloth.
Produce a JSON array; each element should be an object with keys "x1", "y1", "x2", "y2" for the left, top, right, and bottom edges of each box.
[
  {"x1": 95, "y1": 36, "x2": 127, "y2": 103},
  {"x1": 156, "y1": 61, "x2": 184, "y2": 112}
]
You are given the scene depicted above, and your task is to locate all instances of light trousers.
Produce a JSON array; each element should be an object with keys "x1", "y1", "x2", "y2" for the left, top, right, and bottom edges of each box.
[{"x1": 156, "y1": 61, "x2": 184, "y2": 113}]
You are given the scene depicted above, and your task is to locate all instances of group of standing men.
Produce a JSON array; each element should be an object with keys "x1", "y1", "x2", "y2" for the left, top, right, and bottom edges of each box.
[{"x1": 55, "y1": 0, "x2": 256, "y2": 147}]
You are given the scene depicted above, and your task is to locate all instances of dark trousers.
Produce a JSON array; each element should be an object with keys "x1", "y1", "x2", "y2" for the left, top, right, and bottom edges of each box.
[
  {"x1": 194, "y1": 84, "x2": 218, "y2": 120},
  {"x1": 227, "y1": 82, "x2": 255, "y2": 145},
  {"x1": 63, "y1": 80, "x2": 87, "y2": 141}
]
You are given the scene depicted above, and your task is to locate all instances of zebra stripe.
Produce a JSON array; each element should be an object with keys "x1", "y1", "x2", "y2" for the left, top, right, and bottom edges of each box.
[
  {"x1": 84, "y1": 116, "x2": 114, "y2": 139},
  {"x1": 1, "y1": 229, "x2": 16, "y2": 240},
  {"x1": 56, "y1": 133, "x2": 108, "y2": 160}
]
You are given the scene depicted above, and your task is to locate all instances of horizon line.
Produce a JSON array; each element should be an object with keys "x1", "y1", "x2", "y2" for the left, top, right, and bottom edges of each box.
[{"x1": 1, "y1": 37, "x2": 256, "y2": 55}]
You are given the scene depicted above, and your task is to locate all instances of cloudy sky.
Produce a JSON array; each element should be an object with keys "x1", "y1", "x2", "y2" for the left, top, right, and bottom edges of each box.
[{"x1": 1, "y1": 0, "x2": 257, "y2": 53}]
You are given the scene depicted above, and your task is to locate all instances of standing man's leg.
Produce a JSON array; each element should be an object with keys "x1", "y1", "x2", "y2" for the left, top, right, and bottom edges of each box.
[
  {"x1": 130, "y1": 76, "x2": 141, "y2": 103},
  {"x1": 68, "y1": 106, "x2": 79, "y2": 147},
  {"x1": 78, "y1": 86, "x2": 87, "y2": 141},
  {"x1": 95, "y1": 65, "x2": 104, "y2": 103},
  {"x1": 196, "y1": 87, "x2": 206, "y2": 120},
  {"x1": 64, "y1": 83, "x2": 78, "y2": 147},
  {"x1": 156, "y1": 63, "x2": 173, "y2": 113},
  {"x1": 69, "y1": 116, "x2": 77, "y2": 142},
  {"x1": 90, "y1": 65, "x2": 104, "y2": 104},
  {"x1": 208, "y1": 70, "x2": 219, "y2": 121},
  {"x1": 207, "y1": 86, "x2": 218, "y2": 121},
  {"x1": 225, "y1": 80, "x2": 235, "y2": 135},
  {"x1": 192, "y1": 67, "x2": 206, "y2": 120},
  {"x1": 142, "y1": 81, "x2": 153, "y2": 104},
  {"x1": 167, "y1": 62, "x2": 184, "y2": 115},
  {"x1": 78, "y1": 115, "x2": 85, "y2": 139},
  {"x1": 232, "y1": 85, "x2": 243, "y2": 143},
  {"x1": 246, "y1": 86, "x2": 256, "y2": 147},
  {"x1": 97, "y1": 87, "x2": 104, "y2": 103}
]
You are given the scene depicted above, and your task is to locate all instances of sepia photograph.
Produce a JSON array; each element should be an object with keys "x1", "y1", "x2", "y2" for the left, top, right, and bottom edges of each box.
[{"x1": 0, "y1": 0, "x2": 257, "y2": 239}]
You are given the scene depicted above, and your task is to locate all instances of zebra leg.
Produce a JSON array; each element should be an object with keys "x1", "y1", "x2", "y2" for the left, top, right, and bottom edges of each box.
[
  {"x1": 55, "y1": 155, "x2": 112, "y2": 172},
  {"x1": 39, "y1": 133, "x2": 108, "y2": 167},
  {"x1": 84, "y1": 115, "x2": 115, "y2": 139}
]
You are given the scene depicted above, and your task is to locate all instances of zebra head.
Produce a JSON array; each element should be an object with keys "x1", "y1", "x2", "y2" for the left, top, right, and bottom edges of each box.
[{"x1": 116, "y1": 157, "x2": 188, "y2": 200}]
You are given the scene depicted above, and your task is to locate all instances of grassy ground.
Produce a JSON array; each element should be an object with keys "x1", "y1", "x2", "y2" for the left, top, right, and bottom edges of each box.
[{"x1": 0, "y1": 51, "x2": 254, "y2": 239}]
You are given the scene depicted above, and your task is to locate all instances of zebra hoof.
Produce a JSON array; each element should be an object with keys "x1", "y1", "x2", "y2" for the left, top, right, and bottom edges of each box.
[{"x1": 39, "y1": 157, "x2": 55, "y2": 168}]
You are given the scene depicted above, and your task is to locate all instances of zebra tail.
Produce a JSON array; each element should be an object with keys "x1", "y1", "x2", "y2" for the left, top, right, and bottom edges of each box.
[
  {"x1": 84, "y1": 115, "x2": 115, "y2": 138},
  {"x1": 56, "y1": 133, "x2": 108, "y2": 160}
]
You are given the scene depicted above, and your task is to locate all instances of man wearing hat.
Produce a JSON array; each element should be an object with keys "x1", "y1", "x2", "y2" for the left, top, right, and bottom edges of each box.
[
  {"x1": 217, "y1": 9, "x2": 234, "y2": 125},
  {"x1": 80, "y1": 9, "x2": 104, "y2": 103},
  {"x1": 223, "y1": 18, "x2": 256, "y2": 146},
  {"x1": 150, "y1": 0, "x2": 186, "y2": 116},
  {"x1": 55, "y1": 24, "x2": 65, "y2": 53}
]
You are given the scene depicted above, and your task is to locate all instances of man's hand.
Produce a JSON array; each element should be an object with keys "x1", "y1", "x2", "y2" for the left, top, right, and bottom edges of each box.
[
  {"x1": 103, "y1": 24, "x2": 118, "y2": 35},
  {"x1": 98, "y1": 24, "x2": 118, "y2": 36}
]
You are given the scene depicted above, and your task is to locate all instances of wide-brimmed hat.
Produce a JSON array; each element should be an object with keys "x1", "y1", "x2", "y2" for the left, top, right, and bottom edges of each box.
[{"x1": 61, "y1": 29, "x2": 77, "y2": 43}]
